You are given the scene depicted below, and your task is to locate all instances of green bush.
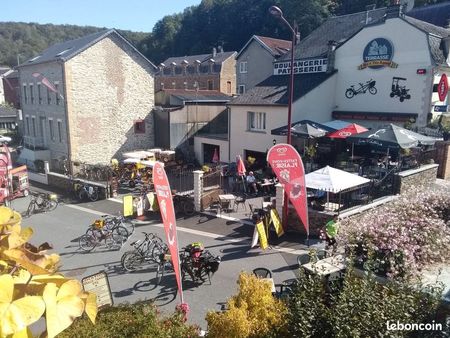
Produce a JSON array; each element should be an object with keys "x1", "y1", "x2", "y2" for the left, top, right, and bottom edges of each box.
[{"x1": 59, "y1": 301, "x2": 200, "y2": 338}]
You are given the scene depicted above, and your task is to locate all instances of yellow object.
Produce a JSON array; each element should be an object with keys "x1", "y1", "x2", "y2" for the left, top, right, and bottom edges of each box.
[
  {"x1": 93, "y1": 220, "x2": 104, "y2": 229},
  {"x1": 270, "y1": 209, "x2": 284, "y2": 237},
  {"x1": 123, "y1": 195, "x2": 134, "y2": 217},
  {"x1": 256, "y1": 221, "x2": 268, "y2": 250}
]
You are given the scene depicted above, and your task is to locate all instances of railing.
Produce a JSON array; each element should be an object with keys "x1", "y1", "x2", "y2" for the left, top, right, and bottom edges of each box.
[
  {"x1": 23, "y1": 136, "x2": 47, "y2": 150},
  {"x1": 166, "y1": 166, "x2": 196, "y2": 194}
]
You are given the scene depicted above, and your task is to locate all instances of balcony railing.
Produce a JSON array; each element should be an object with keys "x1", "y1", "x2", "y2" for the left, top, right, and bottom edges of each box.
[{"x1": 23, "y1": 136, "x2": 47, "y2": 150}]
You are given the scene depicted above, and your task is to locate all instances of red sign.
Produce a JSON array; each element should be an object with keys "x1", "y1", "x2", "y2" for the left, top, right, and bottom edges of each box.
[
  {"x1": 438, "y1": 74, "x2": 448, "y2": 102},
  {"x1": 152, "y1": 162, "x2": 184, "y2": 304},
  {"x1": 267, "y1": 144, "x2": 309, "y2": 235}
]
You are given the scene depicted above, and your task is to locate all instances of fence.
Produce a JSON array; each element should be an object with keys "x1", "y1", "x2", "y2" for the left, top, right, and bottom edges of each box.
[
  {"x1": 166, "y1": 166, "x2": 196, "y2": 194},
  {"x1": 201, "y1": 170, "x2": 222, "y2": 191}
]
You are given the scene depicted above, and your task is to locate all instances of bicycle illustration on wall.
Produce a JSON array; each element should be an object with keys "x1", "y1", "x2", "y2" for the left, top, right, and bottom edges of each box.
[{"x1": 345, "y1": 79, "x2": 377, "y2": 98}]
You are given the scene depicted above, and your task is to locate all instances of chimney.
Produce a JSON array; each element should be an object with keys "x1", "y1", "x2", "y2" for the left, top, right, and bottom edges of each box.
[
  {"x1": 386, "y1": 3, "x2": 403, "y2": 19},
  {"x1": 212, "y1": 47, "x2": 217, "y2": 57},
  {"x1": 326, "y1": 40, "x2": 338, "y2": 73}
]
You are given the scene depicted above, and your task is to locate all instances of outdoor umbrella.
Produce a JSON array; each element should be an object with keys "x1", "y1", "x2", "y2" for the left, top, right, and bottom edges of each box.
[
  {"x1": 236, "y1": 155, "x2": 246, "y2": 192},
  {"x1": 327, "y1": 123, "x2": 369, "y2": 160},
  {"x1": 271, "y1": 122, "x2": 327, "y2": 139},
  {"x1": 346, "y1": 123, "x2": 437, "y2": 149}
]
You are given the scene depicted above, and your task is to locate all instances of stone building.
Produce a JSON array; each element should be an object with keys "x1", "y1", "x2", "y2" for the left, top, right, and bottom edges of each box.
[
  {"x1": 16, "y1": 29, "x2": 156, "y2": 171},
  {"x1": 156, "y1": 48, "x2": 237, "y2": 95}
]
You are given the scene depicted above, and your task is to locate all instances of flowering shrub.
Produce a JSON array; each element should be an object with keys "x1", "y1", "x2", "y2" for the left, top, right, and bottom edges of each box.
[{"x1": 338, "y1": 187, "x2": 450, "y2": 279}]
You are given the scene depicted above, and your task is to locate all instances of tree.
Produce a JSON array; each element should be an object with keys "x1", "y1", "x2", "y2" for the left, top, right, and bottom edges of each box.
[{"x1": 0, "y1": 206, "x2": 97, "y2": 338}]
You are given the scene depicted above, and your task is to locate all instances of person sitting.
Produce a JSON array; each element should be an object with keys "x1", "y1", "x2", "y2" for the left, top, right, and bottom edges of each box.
[{"x1": 246, "y1": 171, "x2": 258, "y2": 195}]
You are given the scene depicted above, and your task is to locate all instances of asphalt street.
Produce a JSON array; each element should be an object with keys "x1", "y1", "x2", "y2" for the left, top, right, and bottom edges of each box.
[{"x1": 9, "y1": 187, "x2": 300, "y2": 330}]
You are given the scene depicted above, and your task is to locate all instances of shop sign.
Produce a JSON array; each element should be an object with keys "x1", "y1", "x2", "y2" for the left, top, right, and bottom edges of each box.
[
  {"x1": 358, "y1": 38, "x2": 398, "y2": 70},
  {"x1": 434, "y1": 105, "x2": 448, "y2": 112},
  {"x1": 82, "y1": 271, "x2": 113, "y2": 309},
  {"x1": 273, "y1": 58, "x2": 327, "y2": 75},
  {"x1": 438, "y1": 74, "x2": 448, "y2": 102}
]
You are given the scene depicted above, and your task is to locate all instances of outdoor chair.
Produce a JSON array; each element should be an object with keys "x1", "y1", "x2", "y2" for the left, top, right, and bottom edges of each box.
[
  {"x1": 253, "y1": 267, "x2": 272, "y2": 278},
  {"x1": 234, "y1": 195, "x2": 246, "y2": 211},
  {"x1": 297, "y1": 254, "x2": 310, "y2": 267},
  {"x1": 248, "y1": 204, "x2": 263, "y2": 221},
  {"x1": 316, "y1": 249, "x2": 327, "y2": 260}
]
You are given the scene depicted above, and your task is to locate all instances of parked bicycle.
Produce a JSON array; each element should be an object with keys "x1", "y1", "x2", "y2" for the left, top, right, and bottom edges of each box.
[
  {"x1": 345, "y1": 79, "x2": 377, "y2": 98},
  {"x1": 23, "y1": 191, "x2": 58, "y2": 218},
  {"x1": 173, "y1": 194, "x2": 195, "y2": 216},
  {"x1": 154, "y1": 242, "x2": 221, "y2": 285},
  {"x1": 100, "y1": 214, "x2": 135, "y2": 237},
  {"x1": 121, "y1": 232, "x2": 164, "y2": 272},
  {"x1": 77, "y1": 182, "x2": 100, "y2": 202},
  {"x1": 79, "y1": 219, "x2": 127, "y2": 252}
]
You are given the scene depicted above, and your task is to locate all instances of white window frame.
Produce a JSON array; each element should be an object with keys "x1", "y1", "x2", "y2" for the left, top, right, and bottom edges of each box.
[
  {"x1": 247, "y1": 111, "x2": 266, "y2": 132},
  {"x1": 239, "y1": 61, "x2": 248, "y2": 73},
  {"x1": 238, "y1": 85, "x2": 246, "y2": 94}
]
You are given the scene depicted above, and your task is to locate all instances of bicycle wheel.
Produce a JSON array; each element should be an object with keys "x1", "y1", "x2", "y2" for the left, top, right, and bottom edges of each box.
[
  {"x1": 89, "y1": 189, "x2": 99, "y2": 202},
  {"x1": 345, "y1": 89, "x2": 354, "y2": 99},
  {"x1": 183, "y1": 200, "x2": 195, "y2": 216},
  {"x1": 369, "y1": 87, "x2": 377, "y2": 95},
  {"x1": 24, "y1": 202, "x2": 35, "y2": 218},
  {"x1": 79, "y1": 234, "x2": 97, "y2": 252},
  {"x1": 155, "y1": 261, "x2": 166, "y2": 285},
  {"x1": 78, "y1": 189, "x2": 87, "y2": 201},
  {"x1": 121, "y1": 251, "x2": 143, "y2": 272},
  {"x1": 113, "y1": 226, "x2": 129, "y2": 241},
  {"x1": 121, "y1": 219, "x2": 135, "y2": 235},
  {"x1": 46, "y1": 200, "x2": 58, "y2": 211}
]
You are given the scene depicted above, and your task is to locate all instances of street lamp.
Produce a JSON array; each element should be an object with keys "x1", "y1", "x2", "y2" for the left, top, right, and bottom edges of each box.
[{"x1": 269, "y1": 5, "x2": 300, "y2": 228}]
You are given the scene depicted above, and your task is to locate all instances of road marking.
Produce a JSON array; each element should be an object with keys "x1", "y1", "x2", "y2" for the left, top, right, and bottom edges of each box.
[
  {"x1": 64, "y1": 204, "x2": 308, "y2": 255},
  {"x1": 108, "y1": 197, "x2": 123, "y2": 204}
]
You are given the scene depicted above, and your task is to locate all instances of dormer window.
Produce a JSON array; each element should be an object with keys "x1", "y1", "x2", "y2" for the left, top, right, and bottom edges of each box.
[
  {"x1": 181, "y1": 60, "x2": 188, "y2": 75},
  {"x1": 170, "y1": 62, "x2": 176, "y2": 75},
  {"x1": 194, "y1": 60, "x2": 201, "y2": 73},
  {"x1": 209, "y1": 59, "x2": 215, "y2": 73}
]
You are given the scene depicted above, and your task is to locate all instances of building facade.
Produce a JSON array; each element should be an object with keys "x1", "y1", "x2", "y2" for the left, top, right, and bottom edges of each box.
[
  {"x1": 228, "y1": 5, "x2": 450, "y2": 162},
  {"x1": 155, "y1": 49, "x2": 237, "y2": 95},
  {"x1": 236, "y1": 35, "x2": 290, "y2": 94},
  {"x1": 17, "y1": 29, "x2": 156, "y2": 170}
]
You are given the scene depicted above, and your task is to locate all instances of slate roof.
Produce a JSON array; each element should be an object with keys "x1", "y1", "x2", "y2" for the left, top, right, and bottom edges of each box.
[
  {"x1": 0, "y1": 105, "x2": 17, "y2": 118},
  {"x1": 161, "y1": 51, "x2": 236, "y2": 67},
  {"x1": 159, "y1": 89, "x2": 231, "y2": 102},
  {"x1": 237, "y1": 35, "x2": 290, "y2": 59},
  {"x1": 407, "y1": 1, "x2": 450, "y2": 28},
  {"x1": 277, "y1": 7, "x2": 449, "y2": 65},
  {"x1": 228, "y1": 71, "x2": 336, "y2": 106},
  {"x1": 19, "y1": 29, "x2": 157, "y2": 70}
]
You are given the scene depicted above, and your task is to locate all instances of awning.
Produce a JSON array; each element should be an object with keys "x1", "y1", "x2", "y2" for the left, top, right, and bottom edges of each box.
[
  {"x1": 305, "y1": 166, "x2": 371, "y2": 193},
  {"x1": 271, "y1": 122, "x2": 327, "y2": 138}
]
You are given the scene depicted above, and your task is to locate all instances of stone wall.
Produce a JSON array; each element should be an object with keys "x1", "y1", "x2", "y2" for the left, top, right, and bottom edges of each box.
[
  {"x1": 47, "y1": 172, "x2": 108, "y2": 199},
  {"x1": 393, "y1": 164, "x2": 439, "y2": 194},
  {"x1": 435, "y1": 141, "x2": 450, "y2": 180},
  {"x1": 286, "y1": 207, "x2": 335, "y2": 236},
  {"x1": 65, "y1": 34, "x2": 155, "y2": 165}
]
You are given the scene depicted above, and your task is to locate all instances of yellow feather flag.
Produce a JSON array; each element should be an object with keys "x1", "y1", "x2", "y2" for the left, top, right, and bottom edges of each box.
[
  {"x1": 256, "y1": 221, "x2": 268, "y2": 250},
  {"x1": 123, "y1": 195, "x2": 134, "y2": 217},
  {"x1": 270, "y1": 209, "x2": 284, "y2": 237}
]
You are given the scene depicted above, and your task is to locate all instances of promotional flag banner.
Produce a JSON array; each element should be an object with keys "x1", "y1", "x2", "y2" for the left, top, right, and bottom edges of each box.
[
  {"x1": 267, "y1": 144, "x2": 309, "y2": 236},
  {"x1": 32, "y1": 72, "x2": 65, "y2": 100},
  {"x1": 123, "y1": 195, "x2": 134, "y2": 217},
  {"x1": 152, "y1": 162, "x2": 184, "y2": 304},
  {"x1": 256, "y1": 221, "x2": 269, "y2": 250},
  {"x1": 270, "y1": 209, "x2": 284, "y2": 237}
]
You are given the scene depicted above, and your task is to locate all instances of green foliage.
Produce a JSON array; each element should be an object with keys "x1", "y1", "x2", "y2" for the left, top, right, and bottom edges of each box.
[
  {"x1": 59, "y1": 301, "x2": 200, "y2": 338},
  {"x1": 206, "y1": 272, "x2": 288, "y2": 338},
  {"x1": 286, "y1": 267, "x2": 444, "y2": 338}
]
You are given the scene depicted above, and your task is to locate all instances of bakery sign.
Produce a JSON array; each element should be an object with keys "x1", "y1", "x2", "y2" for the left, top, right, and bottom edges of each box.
[
  {"x1": 274, "y1": 58, "x2": 328, "y2": 75},
  {"x1": 358, "y1": 38, "x2": 398, "y2": 70}
]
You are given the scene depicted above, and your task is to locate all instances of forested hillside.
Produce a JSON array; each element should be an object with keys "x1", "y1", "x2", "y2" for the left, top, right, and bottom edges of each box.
[{"x1": 0, "y1": 0, "x2": 445, "y2": 67}]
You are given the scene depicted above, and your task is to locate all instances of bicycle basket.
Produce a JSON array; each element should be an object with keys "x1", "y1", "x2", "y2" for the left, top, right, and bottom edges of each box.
[
  {"x1": 48, "y1": 194, "x2": 58, "y2": 201},
  {"x1": 93, "y1": 219, "x2": 105, "y2": 229}
]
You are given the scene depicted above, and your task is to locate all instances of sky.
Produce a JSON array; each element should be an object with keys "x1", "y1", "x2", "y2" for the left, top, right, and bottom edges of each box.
[{"x1": 1, "y1": 0, "x2": 202, "y2": 32}]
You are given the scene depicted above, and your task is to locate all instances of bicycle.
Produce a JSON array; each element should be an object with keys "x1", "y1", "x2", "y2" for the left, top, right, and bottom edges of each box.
[
  {"x1": 77, "y1": 182, "x2": 99, "y2": 202},
  {"x1": 79, "y1": 221, "x2": 127, "y2": 252},
  {"x1": 101, "y1": 214, "x2": 135, "y2": 237},
  {"x1": 345, "y1": 79, "x2": 377, "y2": 98},
  {"x1": 173, "y1": 194, "x2": 195, "y2": 216},
  {"x1": 23, "y1": 191, "x2": 58, "y2": 218},
  {"x1": 121, "y1": 232, "x2": 163, "y2": 272}
]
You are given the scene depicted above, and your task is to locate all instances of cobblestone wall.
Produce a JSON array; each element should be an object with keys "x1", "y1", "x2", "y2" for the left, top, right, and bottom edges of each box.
[
  {"x1": 435, "y1": 141, "x2": 450, "y2": 180},
  {"x1": 393, "y1": 164, "x2": 438, "y2": 194}
]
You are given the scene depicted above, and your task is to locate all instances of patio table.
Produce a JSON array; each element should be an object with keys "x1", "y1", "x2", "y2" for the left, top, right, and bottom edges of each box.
[
  {"x1": 303, "y1": 254, "x2": 346, "y2": 276},
  {"x1": 218, "y1": 194, "x2": 236, "y2": 212}
]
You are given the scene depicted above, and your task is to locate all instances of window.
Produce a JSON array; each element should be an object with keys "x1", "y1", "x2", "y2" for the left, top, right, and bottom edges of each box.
[
  {"x1": 47, "y1": 87, "x2": 52, "y2": 104},
  {"x1": 29, "y1": 85, "x2": 34, "y2": 104},
  {"x1": 239, "y1": 61, "x2": 248, "y2": 73},
  {"x1": 49, "y1": 119, "x2": 54, "y2": 141},
  {"x1": 134, "y1": 120, "x2": 145, "y2": 134},
  {"x1": 55, "y1": 84, "x2": 60, "y2": 105},
  {"x1": 208, "y1": 80, "x2": 213, "y2": 90},
  {"x1": 248, "y1": 111, "x2": 266, "y2": 131},
  {"x1": 23, "y1": 85, "x2": 28, "y2": 104},
  {"x1": 57, "y1": 120, "x2": 62, "y2": 142},
  {"x1": 25, "y1": 117, "x2": 30, "y2": 135},
  {"x1": 31, "y1": 117, "x2": 36, "y2": 137},
  {"x1": 238, "y1": 85, "x2": 246, "y2": 94},
  {"x1": 38, "y1": 84, "x2": 42, "y2": 104},
  {"x1": 227, "y1": 81, "x2": 232, "y2": 94}
]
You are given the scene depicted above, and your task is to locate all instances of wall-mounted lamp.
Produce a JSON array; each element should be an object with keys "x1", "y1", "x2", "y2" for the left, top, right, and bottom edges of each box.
[{"x1": 273, "y1": 139, "x2": 277, "y2": 145}]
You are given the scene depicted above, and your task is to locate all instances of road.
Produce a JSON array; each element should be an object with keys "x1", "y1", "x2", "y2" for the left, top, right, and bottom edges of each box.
[{"x1": 10, "y1": 189, "x2": 299, "y2": 330}]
